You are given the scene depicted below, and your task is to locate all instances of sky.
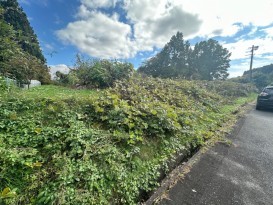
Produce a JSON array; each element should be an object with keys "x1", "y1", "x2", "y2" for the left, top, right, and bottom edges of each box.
[{"x1": 18, "y1": 0, "x2": 273, "y2": 78}]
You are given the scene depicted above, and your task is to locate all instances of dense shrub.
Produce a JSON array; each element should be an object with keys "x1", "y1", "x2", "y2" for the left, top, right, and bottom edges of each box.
[
  {"x1": 0, "y1": 75, "x2": 8, "y2": 92},
  {"x1": 0, "y1": 76, "x2": 255, "y2": 204},
  {"x1": 68, "y1": 57, "x2": 135, "y2": 88},
  {"x1": 197, "y1": 80, "x2": 257, "y2": 97},
  {"x1": 0, "y1": 75, "x2": 17, "y2": 95}
]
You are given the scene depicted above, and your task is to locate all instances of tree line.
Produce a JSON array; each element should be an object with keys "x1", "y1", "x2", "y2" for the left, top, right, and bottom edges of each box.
[
  {"x1": 0, "y1": 0, "x2": 50, "y2": 86},
  {"x1": 56, "y1": 33, "x2": 232, "y2": 89},
  {"x1": 138, "y1": 32, "x2": 231, "y2": 81},
  {"x1": 0, "y1": 1, "x2": 232, "y2": 89}
]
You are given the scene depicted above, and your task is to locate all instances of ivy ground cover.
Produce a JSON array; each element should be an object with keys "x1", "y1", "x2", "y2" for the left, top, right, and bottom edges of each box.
[{"x1": 0, "y1": 77, "x2": 256, "y2": 204}]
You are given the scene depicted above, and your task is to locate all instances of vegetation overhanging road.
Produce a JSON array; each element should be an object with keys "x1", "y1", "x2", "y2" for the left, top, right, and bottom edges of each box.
[{"x1": 150, "y1": 106, "x2": 273, "y2": 205}]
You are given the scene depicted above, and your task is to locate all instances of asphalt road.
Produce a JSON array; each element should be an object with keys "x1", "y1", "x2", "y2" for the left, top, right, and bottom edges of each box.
[{"x1": 158, "y1": 108, "x2": 273, "y2": 205}]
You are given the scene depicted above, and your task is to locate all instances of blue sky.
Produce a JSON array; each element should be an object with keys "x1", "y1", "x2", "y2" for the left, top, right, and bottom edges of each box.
[{"x1": 18, "y1": 0, "x2": 273, "y2": 78}]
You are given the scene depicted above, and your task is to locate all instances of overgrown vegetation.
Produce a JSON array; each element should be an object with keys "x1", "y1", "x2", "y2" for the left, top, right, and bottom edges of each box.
[
  {"x1": 55, "y1": 55, "x2": 135, "y2": 88},
  {"x1": 0, "y1": 75, "x2": 256, "y2": 204},
  {"x1": 231, "y1": 64, "x2": 273, "y2": 90},
  {"x1": 0, "y1": 1, "x2": 259, "y2": 204}
]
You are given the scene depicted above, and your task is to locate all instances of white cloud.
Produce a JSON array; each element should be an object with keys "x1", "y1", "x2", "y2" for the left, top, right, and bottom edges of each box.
[
  {"x1": 180, "y1": 0, "x2": 273, "y2": 37},
  {"x1": 228, "y1": 56, "x2": 273, "y2": 78},
  {"x1": 56, "y1": 0, "x2": 273, "y2": 77},
  {"x1": 76, "y1": 5, "x2": 92, "y2": 19},
  {"x1": 81, "y1": 0, "x2": 119, "y2": 9},
  {"x1": 58, "y1": 0, "x2": 273, "y2": 59},
  {"x1": 57, "y1": 11, "x2": 136, "y2": 59},
  {"x1": 124, "y1": 0, "x2": 202, "y2": 50},
  {"x1": 49, "y1": 64, "x2": 70, "y2": 80},
  {"x1": 262, "y1": 27, "x2": 273, "y2": 37},
  {"x1": 223, "y1": 36, "x2": 273, "y2": 60},
  {"x1": 57, "y1": 0, "x2": 201, "y2": 59}
]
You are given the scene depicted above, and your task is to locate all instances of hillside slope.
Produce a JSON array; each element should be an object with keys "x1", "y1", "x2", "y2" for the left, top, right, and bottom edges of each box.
[
  {"x1": 232, "y1": 64, "x2": 273, "y2": 90},
  {"x1": 0, "y1": 76, "x2": 256, "y2": 204}
]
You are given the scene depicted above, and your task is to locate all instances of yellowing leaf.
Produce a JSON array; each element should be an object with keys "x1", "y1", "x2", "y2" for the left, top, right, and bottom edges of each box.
[
  {"x1": 1, "y1": 187, "x2": 11, "y2": 196},
  {"x1": 35, "y1": 128, "x2": 42, "y2": 134},
  {"x1": 25, "y1": 161, "x2": 42, "y2": 168},
  {"x1": 95, "y1": 106, "x2": 104, "y2": 113},
  {"x1": 1, "y1": 187, "x2": 16, "y2": 199},
  {"x1": 25, "y1": 162, "x2": 33, "y2": 168},
  {"x1": 33, "y1": 162, "x2": 42, "y2": 167},
  {"x1": 151, "y1": 110, "x2": 157, "y2": 115},
  {"x1": 128, "y1": 123, "x2": 135, "y2": 129},
  {"x1": 9, "y1": 113, "x2": 17, "y2": 120}
]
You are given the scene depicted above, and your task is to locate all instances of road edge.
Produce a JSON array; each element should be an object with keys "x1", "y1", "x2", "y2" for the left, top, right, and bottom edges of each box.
[{"x1": 144, "y1": 102, "x2": 254, "y2": 205}]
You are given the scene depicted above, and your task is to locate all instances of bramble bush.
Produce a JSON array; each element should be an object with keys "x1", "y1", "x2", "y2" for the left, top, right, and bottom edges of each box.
[
  {"x1": 0, "y1": 75, "x2": 256, "y2": 204},
  {"x1": 57, "y1": 56, "x2": 135, "y2": 88},
  {"x1": 198, "y1": 80, "x2": 257, "y2": 97}
]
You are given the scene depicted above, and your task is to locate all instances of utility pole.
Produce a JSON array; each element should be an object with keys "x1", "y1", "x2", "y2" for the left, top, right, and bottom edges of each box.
[{"x1": 248, "y1": 45, "x2": 259, "y2": 81}]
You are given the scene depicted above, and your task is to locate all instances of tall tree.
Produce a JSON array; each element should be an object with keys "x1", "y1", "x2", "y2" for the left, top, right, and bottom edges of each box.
[
  {"x1": 0, "y1": 5, "x2": 50, "y2": 84},
  {"x1": 138, "y1": 32, "x2": 192, "y2": 78},
  {"x1": 0, "y1": 0, "x2": 46, "y2": 63},
  {"x1": 10, "y1": 52, "x2": 50, "y2": 87},
  {"x1": 0, "y1": 7, "x2": 21, "y2": 77},
  {"x1": 191, "y1": 39, "x2": 231, "y2": 80}
]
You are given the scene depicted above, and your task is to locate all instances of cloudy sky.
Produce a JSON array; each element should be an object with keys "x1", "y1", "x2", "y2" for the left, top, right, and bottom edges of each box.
[{"x1": 19, "y1": 0, "x2": 273, "y2": 77}]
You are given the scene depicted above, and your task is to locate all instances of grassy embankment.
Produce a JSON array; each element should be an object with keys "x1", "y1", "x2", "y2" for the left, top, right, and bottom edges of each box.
[{"x1": 0, "y1": 77, "x2": 256, "y2": 204}]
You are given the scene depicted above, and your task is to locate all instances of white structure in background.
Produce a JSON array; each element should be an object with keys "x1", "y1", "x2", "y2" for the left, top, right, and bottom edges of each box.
[{"x1": 22, "y1": 80, "x2": 41, "y2": 89}]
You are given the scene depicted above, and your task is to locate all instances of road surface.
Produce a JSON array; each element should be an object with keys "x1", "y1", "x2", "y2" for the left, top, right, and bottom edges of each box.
[{"x1": 156, "y1": 108, "x2": 273, "y2": 205}]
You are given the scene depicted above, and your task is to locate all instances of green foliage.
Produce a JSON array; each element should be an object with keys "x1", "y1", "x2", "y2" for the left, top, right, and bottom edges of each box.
[
  {"x1": 0, "y1": 77, "x2": 255, "y2": 204},
  {"x1": 0, "y1": 75, "x2": 19, "y2": 97},
  {"x1": 20, "y1": 85, "x2": 99, "y2": 100},
  {"x1": 55, "y1": 71, "x2": 71, "y2": 85},
  {"x1": 0, "y1": 0, "x2": 46, "y2": 63},
  {"x1": 67, "y1": 55, "x2": 135, "y2": 88},
  {"x1": 9, "y1": 51, "x2": 51, "y2": 85},
  {"x1": 198, "y1": 80, "x2": 257, "y2": 98},
  {"x1": 138, "y1": 32, "x2": 231, "y2": 80},
  {"x1": 0, "y1": 4, "x2": 50, "y2": 85},
  {"x1": 138, "y1": 32, "x2": 192, "y2": 78},
  {"x1": 0, "y1": 16, "x2": 21, "y2": 75},
  {"x1": 191, "y1": 39, "x2": 231, "y2": 80},
  {"x1": 233, "y1": 64, "x2": 273, "y2": 90},
  {"x1": 0, "y1": 75, "x2": 9, "y2": 93},
  {"x1": 252, "y1": 72, "x2": 273, "y2": 90}
]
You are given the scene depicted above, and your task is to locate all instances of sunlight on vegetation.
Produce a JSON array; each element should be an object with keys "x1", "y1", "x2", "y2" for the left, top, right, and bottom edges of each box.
[
  {"x1": 0, "y1": 76, "x2": 257, "y2": 204},
  {"x1": 19, "y1": 85, "x2": 99, "y2": 100},
  {"x1": 0, "y1": 1, "x2": 266, "y2": 204}
]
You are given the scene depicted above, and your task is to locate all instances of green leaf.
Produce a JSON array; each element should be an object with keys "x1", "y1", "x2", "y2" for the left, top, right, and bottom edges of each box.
[
  {"x1": 151, "y1": 110, "x2": 157, "y2": 115},
  {"x1": 1, "y1": 187, "x2": 16, "y2": 199}
]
